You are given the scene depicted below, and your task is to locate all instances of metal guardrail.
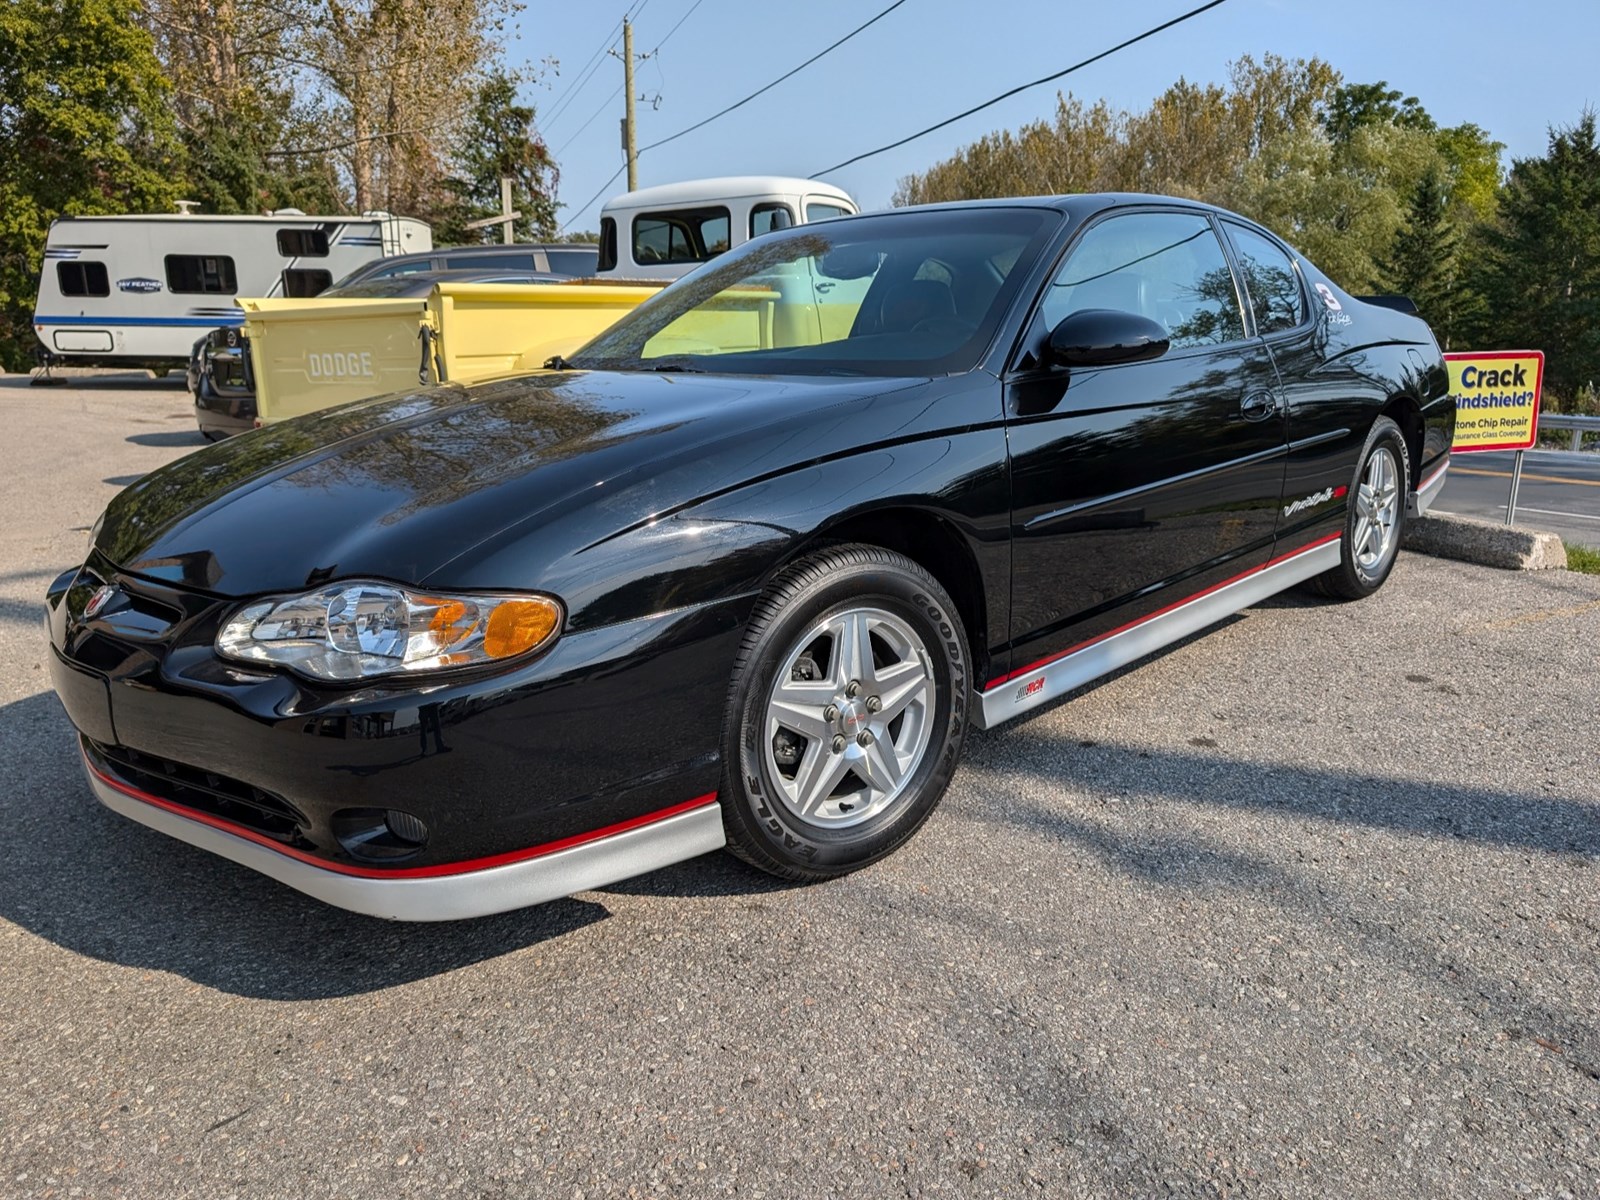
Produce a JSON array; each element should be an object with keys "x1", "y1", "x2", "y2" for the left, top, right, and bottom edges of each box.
[{"x1": 1541, "y1": 414, "x2": 1600, "y2": 451}]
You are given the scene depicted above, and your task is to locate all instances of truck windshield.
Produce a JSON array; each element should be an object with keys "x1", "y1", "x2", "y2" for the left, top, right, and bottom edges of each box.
[{"x1": 570, "y1": 208, "x2": 1055, "y2": 377}]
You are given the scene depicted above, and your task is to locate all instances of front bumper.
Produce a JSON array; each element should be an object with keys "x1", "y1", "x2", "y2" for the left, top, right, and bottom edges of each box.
[
  {"x1": 84, "y1": 744, "x2": 724, "y2": 920},
  {"x1": 48, "y1": 556, "x2": 748, "y2": 918}
]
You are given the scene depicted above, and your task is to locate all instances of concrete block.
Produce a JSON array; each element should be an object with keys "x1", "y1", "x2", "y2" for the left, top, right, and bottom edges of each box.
[{"x1": 1403, "y1": 513, "x2": 1568, "y2": 570}]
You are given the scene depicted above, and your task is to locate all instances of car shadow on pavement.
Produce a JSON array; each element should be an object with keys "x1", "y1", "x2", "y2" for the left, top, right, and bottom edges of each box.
[
  {"x1": 0, "y1": 691, "x2": 618, "y2": 1001},
  {"x1": 125, "y1": 430, "x2": 206, "y2": 448}
]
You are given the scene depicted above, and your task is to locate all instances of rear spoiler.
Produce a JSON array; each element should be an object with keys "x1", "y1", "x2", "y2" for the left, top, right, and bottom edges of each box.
[{"x1": 1356, "y1": 294, "x2": 1418, "y2": 315}]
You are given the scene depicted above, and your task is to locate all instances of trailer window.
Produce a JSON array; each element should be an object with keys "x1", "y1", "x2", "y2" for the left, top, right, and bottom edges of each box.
[
  {"x1": 57, "y1": 262, "x2": 109, "y2": 297},
  {"x1": 165, "y1": 255, "x2": 237, "y2": 294},
  {"x1": 633, "y1": 207, "x2": 731, "y2": 265},
  {"x1": 282, "y1": 268, "x2": 333, "y2": 297},
  {"x1": 277, "y1": 229, "x2": 330, "y2": 257}
]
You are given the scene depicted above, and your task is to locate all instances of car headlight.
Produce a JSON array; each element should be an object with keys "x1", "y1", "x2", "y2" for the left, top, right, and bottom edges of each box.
[{"x1": 216, "y1": 581, "x2": 563, "y2": 681}]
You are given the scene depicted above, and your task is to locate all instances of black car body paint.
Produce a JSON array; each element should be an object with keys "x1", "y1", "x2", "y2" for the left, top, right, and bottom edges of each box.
[{"x1": 48, "y1": 194, "x2": 1453, "y2": 918}]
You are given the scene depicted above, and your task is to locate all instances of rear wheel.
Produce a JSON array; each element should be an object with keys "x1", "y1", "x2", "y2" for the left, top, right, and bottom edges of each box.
[
  {"x1": 720, "y1": 545, "x2": 970, "y2": 880},
  {"x1": 1308, "y1": 415, "x2": 1408, "y2": 599}
]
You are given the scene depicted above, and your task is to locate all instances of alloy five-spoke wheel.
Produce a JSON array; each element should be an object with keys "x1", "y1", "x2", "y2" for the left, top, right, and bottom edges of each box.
[
  {"x1": 721, "y1": 544, "x2": 970, "y2": 880},
  {"x1": 1308, "y1": 415, "x2": 1409, "y2": 600},
  {"x1": 1352, "y1": 444, "x2": 1401, "y2": 580},
  {"x1": 765, "y1": 607, "x2": 934, "y2": 828}
]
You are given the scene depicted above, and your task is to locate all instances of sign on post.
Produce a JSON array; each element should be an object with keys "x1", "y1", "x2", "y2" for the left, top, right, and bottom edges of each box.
[
  {"x1": 1445, "y1": 350, "x2": 1544, "y2": 453},
  {"x1": 1444, "y1": 350, "x2": 1545, "y2": 525}
]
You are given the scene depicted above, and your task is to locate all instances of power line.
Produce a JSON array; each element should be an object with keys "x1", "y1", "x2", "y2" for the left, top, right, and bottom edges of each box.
[
  {"x1": 545, "y1": 4, "x2": 650, "y2": 131},
  {"x1": 639, "y1": 0, "x2": 910, "y2": 156},
  {"x1": 555, "y1": 83, "x2": 625, "y2": 157},
  {"x1": 560, "y1": 164, "x2": 629, "y2": 233},
  {"x1": 809, "y1": 0, "x2": 1231, "y2": 178},
  {"x1": 652, "y1": 0, "x2": 706, "y2": 52},
  {"x1": 544, "y1": 18, "x2": 624, "y2": 129},
  {"x1": 558, "y1": 0, "x2": 908, "y2": 232}
]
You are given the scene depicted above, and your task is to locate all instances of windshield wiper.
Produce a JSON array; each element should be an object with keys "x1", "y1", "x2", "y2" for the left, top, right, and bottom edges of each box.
[
  {"x1": 542, "y1": 354, "x2": 577, "y2": 370},
  {"x1": 645, "y1": 360, "x2": 706, "y2": 373}
]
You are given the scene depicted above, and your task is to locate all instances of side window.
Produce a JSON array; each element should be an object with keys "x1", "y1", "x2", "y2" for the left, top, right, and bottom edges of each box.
[
  {"x1": 282, "y1": 268, "x2": 332, "y2": 297},
  {"x1": 1040, "y1": 211, "x2": 1245, "y2": 349},
  {"x1": 277, "y1": 229, "x2": 329, "y2": 257},
  {"x1": 597, "y1": 218, "x2": 618, "y2": 272},
  {"x1": 750, "y1": 203, "x2": 794, "y2": 238},
  {"x1": 442, "y1": 253, "x2": 534, "y2": 271},
  {"x1": 545, "y1": 248, "x2": 598, "y2": 276},
  {"x1": 57, "y1": 261, "x2": 109, "y2": 297},
  {"x1": 633, "y1": 207, "x2": 733, "y2": 265},
  {"x1": 805, "y1": 201, "x2": 852, "y2": 223},
  {"x1": 1225, "y1": 222, "x2": 1305, "y2": 334},
  {"x1": 370, "y1": 260, "x2": 430, "y2": 280},
  {"x1": 165, "y1": 254, "x2": 237, "y2": 294}
]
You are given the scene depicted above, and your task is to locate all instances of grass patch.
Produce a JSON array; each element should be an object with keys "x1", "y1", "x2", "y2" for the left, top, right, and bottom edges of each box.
[{"x1": 1565, "y1": 543, "x2": 1600, "y2": 574}]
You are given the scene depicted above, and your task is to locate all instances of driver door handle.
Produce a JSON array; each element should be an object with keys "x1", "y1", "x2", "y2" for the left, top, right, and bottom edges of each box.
[{"x1": 1240, "y1": 390, "x2": 1279, "y2": 422}]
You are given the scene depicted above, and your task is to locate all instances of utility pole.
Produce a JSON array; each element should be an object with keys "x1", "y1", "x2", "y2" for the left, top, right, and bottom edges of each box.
[{"x1": 622, "y1": 18, "x2": 638, "y2": 191}]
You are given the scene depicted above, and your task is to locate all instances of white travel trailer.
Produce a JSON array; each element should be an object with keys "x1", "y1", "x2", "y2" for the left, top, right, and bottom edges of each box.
[
  {"x1": 595, "y1": 176, "x2": 858, "y2": 280},
  {"x1": 32, "y1": 211, "x2": 431, "y2": 369}
]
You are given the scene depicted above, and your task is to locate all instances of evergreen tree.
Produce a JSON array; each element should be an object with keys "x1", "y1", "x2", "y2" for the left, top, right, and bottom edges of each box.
[
  {"x1": 1476, "y1": 112, "x2": 1600, "y2": 403},
  {"x1": 1384, "y1": 163, "x2": 1460, "y2": 335},
  {"x1": 436, "y1": 71, "x2": 560, "y2": 244}
]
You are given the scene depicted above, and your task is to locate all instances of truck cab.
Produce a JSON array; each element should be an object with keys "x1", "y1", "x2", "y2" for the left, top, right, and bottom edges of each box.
[{"x1": 595, "y1": 177, "x2": 858, "y2": 281}]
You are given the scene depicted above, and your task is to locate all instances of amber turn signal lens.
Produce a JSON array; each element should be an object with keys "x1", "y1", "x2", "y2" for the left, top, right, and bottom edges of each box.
[{"x1": 483, "y1": 598, "x2": 561, "y2": 659}]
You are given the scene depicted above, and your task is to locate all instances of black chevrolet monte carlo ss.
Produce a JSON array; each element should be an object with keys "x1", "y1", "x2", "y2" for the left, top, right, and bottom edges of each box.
[{"x1": 47, "y1": 196, "x2": 1454, "y2": 921}]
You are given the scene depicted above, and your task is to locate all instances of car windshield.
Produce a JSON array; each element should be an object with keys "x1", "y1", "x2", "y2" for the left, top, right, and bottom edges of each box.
[{"x1": 570, "y1": 207, "x2": 1055, "y2": 377}]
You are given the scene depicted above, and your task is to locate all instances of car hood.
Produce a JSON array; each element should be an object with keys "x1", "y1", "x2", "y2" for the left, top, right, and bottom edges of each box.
[{"x1": 96, "y1": 371, "x2": 924, "y2": 597}]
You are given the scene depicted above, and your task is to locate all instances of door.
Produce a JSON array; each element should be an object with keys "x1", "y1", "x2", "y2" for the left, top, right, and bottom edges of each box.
[
  {"x1": 1002, "y1": 209, "x2": 1288, "y2": 677},
  {"x1": 1221, "y1": 219, "x2": 1362, "y2": 545}
]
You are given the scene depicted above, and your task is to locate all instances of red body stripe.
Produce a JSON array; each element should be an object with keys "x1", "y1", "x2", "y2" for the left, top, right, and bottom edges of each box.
[
  {"x1": 84, "y1": 750, "x2": 717, "y2": 880},
  {"x1": 984, "y1": 532, "x2": 1342, "y2": 689}
]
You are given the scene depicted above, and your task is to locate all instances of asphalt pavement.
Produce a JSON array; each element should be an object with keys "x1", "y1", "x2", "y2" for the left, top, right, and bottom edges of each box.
[
  {"x1": 1436, "y1": 448, "x2": 1600, "y2": 550},
  {"x1": 2, "y1": 374, "x2": 1597, "y2": 1199}
]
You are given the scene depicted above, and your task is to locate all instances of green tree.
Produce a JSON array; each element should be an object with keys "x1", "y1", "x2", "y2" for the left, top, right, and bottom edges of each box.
[
  {"x1": 1475, "y1": 112, "x2": 1600, "y2": 403},
  {"x1": 1323, "y1": 80, "x2": 1435, "y2": 146},
  {"x1": 434, "y1": 69, "x2": 559, "y2": 244},
  {"x1": 1383, "y1": 163, "x2": 1460, "y2": 330},
  {"x1": 0, "y1": 0, "x2": 180, "y2": 370}
]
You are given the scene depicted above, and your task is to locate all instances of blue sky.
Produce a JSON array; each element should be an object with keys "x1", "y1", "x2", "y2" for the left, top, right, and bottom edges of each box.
[{"x1": 517, "y1": 0, "x2": 1599, "y2": 232}]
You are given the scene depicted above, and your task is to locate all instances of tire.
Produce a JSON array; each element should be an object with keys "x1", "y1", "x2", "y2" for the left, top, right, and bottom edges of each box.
[
  {"x1": 720, "y1": 544, "x2": 970, "y2": 881},
  {"x1": 1306, "y1": 415, "x2": 1409, "y2": 600}
]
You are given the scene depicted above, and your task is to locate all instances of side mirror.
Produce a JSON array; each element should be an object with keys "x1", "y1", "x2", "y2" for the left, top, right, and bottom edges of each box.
[{"x1": 1046, "y1": 309, "x2": 1170, "y2": 368}]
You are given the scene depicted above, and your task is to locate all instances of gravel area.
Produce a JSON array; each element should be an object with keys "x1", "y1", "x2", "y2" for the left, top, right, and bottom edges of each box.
[{"x1": 2, "y1": 374, "x2": 1596, "y2": 1199}]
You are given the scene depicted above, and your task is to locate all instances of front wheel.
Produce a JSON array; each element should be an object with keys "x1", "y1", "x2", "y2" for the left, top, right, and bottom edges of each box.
[
  {"x1": 1307, "y1": 415, "x2": 1409, "y2": 600},
  {"x1": 720, "y1": 545, "x2": 970, "y2": 881}
]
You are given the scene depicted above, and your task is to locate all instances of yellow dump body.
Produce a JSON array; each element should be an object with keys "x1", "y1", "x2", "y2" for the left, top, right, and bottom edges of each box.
[
  {"x1": 241, "y1": 297, "x2": 426, "y2": 424},
  {"x1": 244, "y1": 280, "x2": 665, "y2": 424}
]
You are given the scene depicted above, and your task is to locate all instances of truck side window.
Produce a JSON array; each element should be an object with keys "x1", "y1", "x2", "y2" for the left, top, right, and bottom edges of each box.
[
  {"x1": 633, "y1": 207, "x2": 732, "y2": 264},
  {"x1": 165, "y1": 255, "x2": 238, "y2": 294},
  {"x1": 750, "y1": 203, "x2": 794, "y2": 238},
  {"x1": 57, "y1": 262, "x2": 109, "y2": 297},
  {"x1": 277, "y1": 229, "x2": 330, "y2": 257},
  {"x1": 598, "y1": 219, "x2": 618, "y2": 272},
  {"x1": 805, "y1": 201, "x2": 852, "y2": 223}
]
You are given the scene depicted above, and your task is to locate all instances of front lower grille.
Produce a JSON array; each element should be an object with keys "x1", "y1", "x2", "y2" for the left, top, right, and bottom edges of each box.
[{"x1": 89, "y1": 740, "x2": 309, "y2": 845}]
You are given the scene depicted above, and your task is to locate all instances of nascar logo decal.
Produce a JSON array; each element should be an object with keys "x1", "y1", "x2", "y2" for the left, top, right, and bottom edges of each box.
[{"x1": 1283, "y1": 485, "x2": 1347, "y2": 518}]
